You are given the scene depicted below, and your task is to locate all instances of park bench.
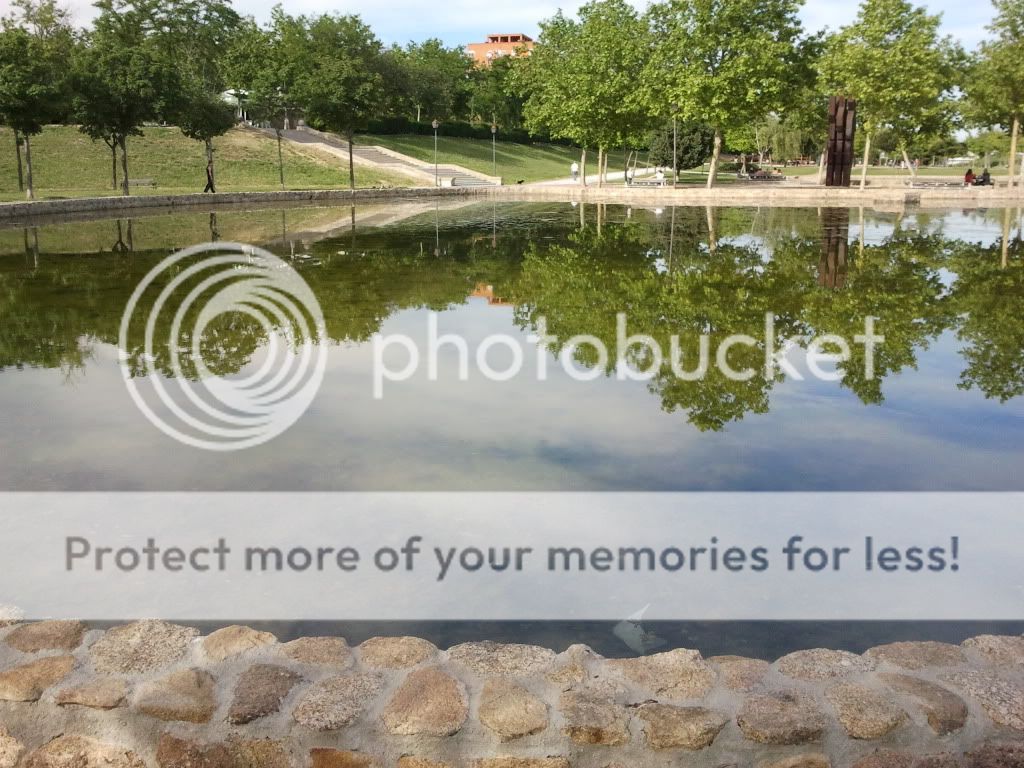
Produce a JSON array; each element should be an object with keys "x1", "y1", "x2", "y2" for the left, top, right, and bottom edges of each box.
[
  {"x1": 129, "y1": 178, "x2": 156, "y2": 188},
  {"x1": 631, "y1": 178, "x2": 667, "y2": 187}
]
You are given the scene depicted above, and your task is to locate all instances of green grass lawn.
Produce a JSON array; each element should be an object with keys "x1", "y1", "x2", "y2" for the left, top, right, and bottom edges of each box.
[
  {"x1": 361, "y1": 133, "x2": 582, "y2": 184},
  {"x1": 0, "y1": 125, "x2": 413, "y2": 202}
]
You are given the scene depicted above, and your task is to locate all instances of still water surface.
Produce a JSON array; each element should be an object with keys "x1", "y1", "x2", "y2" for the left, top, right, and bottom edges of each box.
[
  {"x1": 2, "y1": 201, "x2": 1023, "y2": 655},
  {"x1": 2, "y1": 201, "x2": 1021, "y2": 491}
]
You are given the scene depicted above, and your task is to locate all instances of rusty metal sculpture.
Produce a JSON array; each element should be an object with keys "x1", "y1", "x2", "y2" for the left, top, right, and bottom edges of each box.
[{"x1": 825, "y1": 96, "x2": 857, "y2": 187}]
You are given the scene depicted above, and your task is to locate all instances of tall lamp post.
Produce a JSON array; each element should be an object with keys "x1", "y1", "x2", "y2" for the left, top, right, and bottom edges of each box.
[
  {"x1": 491, "y1": 123, "x2": 498, "y2": 179},
  {"x1": 671, "y1": 102, "x2": 678, "y2": 189},
  {"x1": 432, "y1": 119, "x2": 440, "y2": 188}
]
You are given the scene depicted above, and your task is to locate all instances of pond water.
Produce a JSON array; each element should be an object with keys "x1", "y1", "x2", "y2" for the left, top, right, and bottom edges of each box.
[
  {"x1": 2, "y1": 200, "x2": 1023, "y2": 654},
  {"x1": 3, "y1": 200, "x2": 1022, "y2": 491}
]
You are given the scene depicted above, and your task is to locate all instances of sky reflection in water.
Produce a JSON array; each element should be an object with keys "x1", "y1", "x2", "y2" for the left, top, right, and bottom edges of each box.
[{"x1": 0, "y1": 201, "x2": 1022, "y2": 491}]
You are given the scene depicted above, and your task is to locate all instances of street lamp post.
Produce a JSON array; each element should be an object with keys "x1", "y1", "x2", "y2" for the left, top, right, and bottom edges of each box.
[
  {"x1": 432, "y1": 119, "x2": 440, "y2": 188},
  {"x1": 491, "y1": 123, "x2": 498, "y2": 179},
  {"x1": 671, "y1": 103, "x2": 678, "y2": 189}
]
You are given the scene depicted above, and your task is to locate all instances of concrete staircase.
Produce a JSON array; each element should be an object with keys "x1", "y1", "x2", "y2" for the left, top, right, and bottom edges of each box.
[{"x1": 265, "y1": 127, "x2": 501, "y2": 188}]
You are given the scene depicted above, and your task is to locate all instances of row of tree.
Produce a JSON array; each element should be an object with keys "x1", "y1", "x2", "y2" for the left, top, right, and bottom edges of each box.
[
  {"x1": 0, "y1": 0, "x2": 527, "y2": 198},
  {"x1": 1, "y1": 0, "x2": 1022, "y2": 196},
  {"x1": 0, "y1": 0, "x2": 239, "y2": 198},
  {"x1": 520, "y1": 0, "x2": 1024, "y2": 188}
]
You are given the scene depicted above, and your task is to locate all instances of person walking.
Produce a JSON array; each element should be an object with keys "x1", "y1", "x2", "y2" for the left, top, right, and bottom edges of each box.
[
  {"x1": 570, "y1": 161, "x2": 580, "y2": 183},
  {"x1": 204, "y1": 159, "x2": 216, "y2": 194}
]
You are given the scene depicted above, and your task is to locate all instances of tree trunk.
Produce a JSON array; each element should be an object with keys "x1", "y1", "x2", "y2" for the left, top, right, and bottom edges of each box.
[
  {"x1": 705, "y1": 205, "x2": 718, "y2": 252},
  {"x1": 14, "y1": 130, "x2": 24, "y2": 192},
  {"x1": 23, "y1": 134, "x2": 34, "y2": 200},
  {"x1": 105, "y1": 138, "x2": 118, "y2": 189},
  {"x1": 901, "y1": 147, "x2": 917, "y2": 179},
  {"x1": 597, "y1": 147, "x2": 604, "y2": 188},
  {"x1": 276, "y1": 129, "x2": 285, "y2": 189},
  {"x1": 205, "y1": 138, "x2": 215, "y2": 192},
  {"x1": 706, "y1": 129, "x2": 722, "y2": 189},
  {"x1": 580, "y1": 147, "x2": 587, "y2": 187},
  {"x1": 816, "y1": 151, "x2": 826, "y2": 185},
  {"x1": 347, "y1": 131, "x2": 356, "y2": 192},
  {"x1": 1002, "y1": 207, "x2": 1011, "y2": 269},
  {"x1": 860, "y1": 134, "x2": 871, "y2": 190},
  {"x1": 119, "y1": 136, "x2": 130, "y2": 196},
  {"x1": 1008, "y1": 115, "x2": 1019, "y2": 188},
  {"x1": 859, "y1": 206, "x2": 865, "y2": 257}
]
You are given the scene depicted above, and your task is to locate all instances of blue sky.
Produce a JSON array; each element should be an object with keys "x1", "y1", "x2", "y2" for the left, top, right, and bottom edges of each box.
[{"x1": 0, "y1": 0, "x2": 995, "y2": 49}]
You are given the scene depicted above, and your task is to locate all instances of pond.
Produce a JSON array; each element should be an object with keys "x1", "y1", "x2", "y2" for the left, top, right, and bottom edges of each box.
[
  {"x1": 3, "y1": 200, "x2": 1022, "y2": 491},
  {"x1": 2, "y1": 200, "x2": 1022, "y2": 654}
]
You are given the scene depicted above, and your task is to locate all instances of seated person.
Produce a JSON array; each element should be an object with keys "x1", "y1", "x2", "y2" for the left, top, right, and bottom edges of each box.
[
  {"x1": 979, "y1": 168, "x2": 992, "y2": 186},
  {"x1": 964, "y1": 168, "x2": 976, "y2": 186}
]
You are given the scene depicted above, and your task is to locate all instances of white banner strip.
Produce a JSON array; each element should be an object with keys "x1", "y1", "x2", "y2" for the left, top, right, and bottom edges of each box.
[{"x1": 0, "y1": 493, "x2": 1019, "y2": 621}]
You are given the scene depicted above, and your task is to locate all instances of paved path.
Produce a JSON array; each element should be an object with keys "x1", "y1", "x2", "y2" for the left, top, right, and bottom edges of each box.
[{"x1": 268, "y1": 128, "x2": 496, "y2": 187}]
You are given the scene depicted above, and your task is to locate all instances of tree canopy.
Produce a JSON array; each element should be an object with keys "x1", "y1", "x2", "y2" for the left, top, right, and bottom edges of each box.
[
  {"x1": 820, "y1": 0, "x2": 961, "y2": 185},
  {"x1": 965, "y1": 0, "x2": 1024, "y2": 184},
  {"x1": 639, "y1": 0, "x2": 809, "y2": 187}
]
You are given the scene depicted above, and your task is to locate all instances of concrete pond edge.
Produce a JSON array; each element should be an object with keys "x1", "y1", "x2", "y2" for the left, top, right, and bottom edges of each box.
[{"x1": 2, "y1": 183, "x2": 1024, "y2": 223}]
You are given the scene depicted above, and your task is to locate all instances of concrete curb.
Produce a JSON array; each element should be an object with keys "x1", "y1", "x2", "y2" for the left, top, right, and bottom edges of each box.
[
  {"x1": 1, "y1": 183, "x2": 1023, "y2": 224},
  {"x1": 0, "y1": 188, "x2": 474, "y2": 223}
]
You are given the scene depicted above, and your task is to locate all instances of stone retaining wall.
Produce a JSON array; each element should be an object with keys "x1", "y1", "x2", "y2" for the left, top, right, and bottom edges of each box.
[
  {"x1": 0, "y1": 622, "x2": 1022, "y2": 767},
  {"x1": 0, "y1": 188, "x2": 473, "y2": 222},
  {"x1": 2, "y1": 183, "x2": 1023, "y2": 222}
]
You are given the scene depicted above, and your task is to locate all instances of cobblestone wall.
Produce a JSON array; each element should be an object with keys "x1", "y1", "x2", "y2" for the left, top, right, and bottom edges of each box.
[{"x1": 0, "y1": 621, "x2": 1022, "y2": 767}]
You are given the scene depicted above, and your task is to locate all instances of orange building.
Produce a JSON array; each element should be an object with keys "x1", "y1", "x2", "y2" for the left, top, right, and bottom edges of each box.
[{"x1": 465, "y1": 33, "x2": 534, "y2": 66}]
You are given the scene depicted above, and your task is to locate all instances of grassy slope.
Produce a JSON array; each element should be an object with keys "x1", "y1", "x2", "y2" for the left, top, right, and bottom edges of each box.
[
  {"x1": 361, "y1": 133, "x2": 581, "y2": 183},
  {"x1": 0, "y1": 125, "x2": 413, "y2": 201}
]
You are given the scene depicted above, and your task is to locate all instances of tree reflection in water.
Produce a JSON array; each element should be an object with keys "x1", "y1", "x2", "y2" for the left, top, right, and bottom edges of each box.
[{"x1": 0, "y1": 204, "x2": 1020, "y2": 431}]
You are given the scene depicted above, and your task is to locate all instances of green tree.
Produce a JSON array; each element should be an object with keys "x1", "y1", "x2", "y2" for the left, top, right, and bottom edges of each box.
[
  {"x1": 640, "y1": 0, "x2": 807, "y2": 188},
  {"x1": 176, "y1": 87, "x2": 236, "y2": 191},
  {"x1": 72, "y1": 5, "x2": 180, "y2": 195},
  {"x1": 519, "y1": 0, "x2": 648, "y2": 185},
  {"x1": 0, "y1": 0, "x2": 72, "y2": 199},
  {"x1": 820, "y1": 0, "x2": 959, "y2": 187},
  {"x1": 646, "y1": 120, "x2": 713, "y2": 170},
  {"x1": 142, "y1": 0, "x2": 241, "y2": 192},
  {"x1": 469, "y1": 56, "x2": 525, "y2": 128},
  {"x1": 223, "y1": 12, "x2": 304, "y2": 188},
  {"x1": 396, "y1": 39, "x2": 473, "y2": 122},
  {"x1": 289, "y1": 12, "x2": 389, "y2": 191},
  {"x1": 965, "y1": 0, "x2": 1024, "y2": 185}
]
